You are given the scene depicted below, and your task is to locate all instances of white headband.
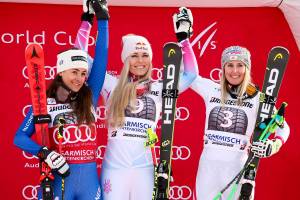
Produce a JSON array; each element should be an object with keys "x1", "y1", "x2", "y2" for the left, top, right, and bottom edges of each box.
[
  {"x1": 121, "y1": 35, "x2": 153, "y2": 63},
  {"x1": 56, "y1": 49, "x2": 88, "y2": 73}
]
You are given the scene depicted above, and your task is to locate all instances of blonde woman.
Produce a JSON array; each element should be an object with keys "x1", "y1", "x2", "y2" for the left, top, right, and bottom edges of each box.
[
  {"x1": 100, "y1": 8, "x2": 196, "y2": 200},
  {"x1": 190, "y1": 45, "x2": 290, "y2": 200}
]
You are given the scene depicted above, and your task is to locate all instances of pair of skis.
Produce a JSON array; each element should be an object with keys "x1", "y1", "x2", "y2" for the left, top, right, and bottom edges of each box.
[
  {"x1": 26, "y1": 44, "x2": 54, "y2": 200},
  {"x1": 26, "y1": 44, "x2": 66, "y2": 200},
  {"x1": 213, "y1": 46, "x2": 289, "y2": 200}
]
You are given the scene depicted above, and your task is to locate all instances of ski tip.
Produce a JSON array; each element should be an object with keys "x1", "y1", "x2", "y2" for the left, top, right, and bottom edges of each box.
[
  {"x1": 163, "y1": 42, "x2": 182, "y2": 59},
  {"x1": 25, "y1": 43, "x2": 44, "y2": 61},
  {"x1": 271, "y1": 46, "x2": 289, "y2": 54}
]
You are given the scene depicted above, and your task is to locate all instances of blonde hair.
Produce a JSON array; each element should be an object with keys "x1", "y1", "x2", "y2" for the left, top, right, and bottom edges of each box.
[
  {"x1": 220, "y1": 65, "x2": 252, "y2": 106},
  {"x1": 107, "y1": 58, "x2": 153, "y2": 128}
]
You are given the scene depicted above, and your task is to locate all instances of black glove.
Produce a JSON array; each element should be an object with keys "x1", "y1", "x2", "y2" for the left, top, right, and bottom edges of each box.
[
  {"x1": 81, "y1": 12, "x2": 95, "y2": 25},
  {"x1": 91, "y1": 0, "x2": 109, "y2": 20}
]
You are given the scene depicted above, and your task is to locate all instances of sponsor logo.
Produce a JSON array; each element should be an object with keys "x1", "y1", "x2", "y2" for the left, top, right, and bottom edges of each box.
[
  {"x1": 22, "y1": 105, "x2": 32, "y2": 117},
  {"x1": 23, "y1": 65, "x2": 56, "y2": 80},
  {"x1": 155, "y1": 145, "x2": 191, "y2": 161},
  {"x1": 190, "y1": 21, "x2": 218, "y2": 58},
  {"x1": 163, "y1": 63, "x2": 176, "y2": 125},
  {"x1": 158, "y1": 106, "x2": 190, "y2": 121},
  {"x1": 52, "y1": 124, "x2": 96, "y2": 145},
  {"x1": 260, "y1": 66, "x2": 280, "y2": 121},
  {"x1": 48, "y1": 104, "x2": 72, "y2": 113},
  {"x1": 23, "y1": 151, "x2": 38, "y2": 160},
  {"x1": 169, "y1": 185, "x2": 192, "y2": 200},
  {"x1": 209, "y1": 67, "x2": 222, "y2": 82},
  {"x1": 151, "y1": 67, "x2": 163, "y2": 81},
  {"x1": 96, "y1": 145, "x2": 106, "y2": 159},
  {"x1": 96, "y1": 105, "x2": 107, "y2": 121},
  {"x1": 209, "y1": 97, "x2": 254, "y2": 108},
  {"x1": 206, "y1": 133, "x2": 241, "y2": 145},
  {"x1": 22, "y1": 185, "x2": 39, "y2": 200}
]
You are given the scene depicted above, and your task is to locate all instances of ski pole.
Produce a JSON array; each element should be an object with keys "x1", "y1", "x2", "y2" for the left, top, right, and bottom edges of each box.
[{"x1": 57, "y1": 117, "x2": 66, "y2": 200}]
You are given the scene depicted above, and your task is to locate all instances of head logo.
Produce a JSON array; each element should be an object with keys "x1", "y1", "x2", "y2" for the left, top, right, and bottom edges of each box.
[
  {"x1": 168, "y1": 49, "x2": 176, "y2": 57},
  {"x1": 274, "y1": 53, "x2": 283, "y2": 60}
]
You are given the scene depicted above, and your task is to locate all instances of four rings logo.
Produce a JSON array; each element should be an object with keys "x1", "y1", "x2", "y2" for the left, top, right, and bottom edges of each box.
[
  {"x1": 96, "y1": 105, "x2": 107, "y2": 121},
  {"x1": 23, "y1": 105, "x2": 32, "y2": 117},
  {"x1": 22, "y1": 185, "x2": 39, "y2": 200},
  {"x1": 23, "y1": 151, "x2": 38, "y2": 160},
  {"x1": 23, "y1": 65, "x2": 56, "y2": 80},
  {"x1": 175, "y1": 107, "x2": 190, "y2": 121},
  {"x1": 169, "y1": 185, "x2": 192, "y2": 200},
  {"x1": 155, "y1": 145, "x2": 191, "y2": 161},
  {"x1": 52, "y1": 124, "x2": 96, "y2": 144},
  {"x1": 151, "y1": 67, "x2": 163, "y2": 81},
  {"x1": 210, "y1": 67, "x2": 222, "y2": 82},
  {"x1": 159, "y1": 106, "x2": 190, "y2": 121},
  {"x1": 96, "y1": 145, "x2": 106, "y2": 159}
]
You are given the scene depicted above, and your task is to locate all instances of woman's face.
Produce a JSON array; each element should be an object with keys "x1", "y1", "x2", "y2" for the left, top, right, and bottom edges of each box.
[
  {"x1": 224, "y1": 60, "x2": 246, "y2": 86},
  {"x1": 59, "y1": 68, "x2": 87, "y2": 92},
  {"x1": 128, "y1": 52, "x2": 151, "y2": 78}
]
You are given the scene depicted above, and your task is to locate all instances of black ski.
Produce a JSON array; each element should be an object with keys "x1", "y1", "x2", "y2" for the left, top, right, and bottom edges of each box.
[
  {"x1": 239, "y1": 46, "x2": 289, "y2": 200},
  {"x1": 153, "y1": 42, "x2": 182, "y2": 200}
]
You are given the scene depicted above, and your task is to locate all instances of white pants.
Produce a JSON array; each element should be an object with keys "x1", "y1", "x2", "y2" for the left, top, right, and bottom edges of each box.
[
  {"x1": 194, "y1": 149, "x2": 254, "y2": 200},
  {"x1": 100, "y1": 167, "x2": 154, "y2": 200}
]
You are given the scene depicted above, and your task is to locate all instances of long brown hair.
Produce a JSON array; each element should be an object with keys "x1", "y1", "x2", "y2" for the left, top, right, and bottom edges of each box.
[{"x1": 47, "y1": 76, "x2": 94, "y2": 125}]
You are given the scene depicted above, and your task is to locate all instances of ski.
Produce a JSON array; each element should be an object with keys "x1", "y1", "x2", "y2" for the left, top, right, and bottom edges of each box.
[
  {"x1": 25, "y1": 43, "x2": 54, "y2": 200},
  {"x1": 153, "y1": 42, "x2": 182, "y2": 200},
  {"x1": 238, "y1": 46, "x2": 289, "y2": 200}
]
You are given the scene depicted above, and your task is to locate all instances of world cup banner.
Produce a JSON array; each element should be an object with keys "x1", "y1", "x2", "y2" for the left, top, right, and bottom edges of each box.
[{"x1": 1, "y1": 3, "x2": 299, "y2": 200}]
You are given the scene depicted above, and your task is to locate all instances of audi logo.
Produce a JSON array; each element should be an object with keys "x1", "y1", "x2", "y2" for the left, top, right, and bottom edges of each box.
[
  {"x1": 22, "y1": 185, "x2": 39, "y2": 200},
  {"x1": 151, "y1": 67, "x2": 163, "y2": 81},
  {"x1": 96, "y1": 145, "x2": 106, "y2": 159},
  {"x1": 175, "y1": 107, "x2": 190, "y2": 121},
  {"x1": 96, "y1": 105, "x2": 107, "y2": 121},
  {"x1": 52, "y1": 124, "x2": 96, "y2": 144},
  {"x1": 159, "y1": 106, "x2": 190, "y2": 121},
  {"x1": 210, "y1": 67, "x2": 222, "y2": 82},
  {"x1": 23, "y1": 65, "x2": 56, "y2": 80},
  {"x1": 22, "y1": 104, "x2": 32, "y2": 117},
  {"x1": 155, "y1": 145, "x2": 191, "y2": 161},
  {"x1": 23, "y1": 151, "x2": 38, "y2": 160},
  {"x1": 169, "y1": 185, "x2": 192, "y2": 200}
]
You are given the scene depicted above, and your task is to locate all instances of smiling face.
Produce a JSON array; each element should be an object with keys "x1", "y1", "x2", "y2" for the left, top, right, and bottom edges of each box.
[
  {"x1": 59, "y1": 68, "x2": 87, "y2": 92},
  {"x1": 128, "y1": 52, "x2": 151, "y2": 78},
  {"x1": 224, "y1": 60, "x2": 246, "y2": 86}
]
